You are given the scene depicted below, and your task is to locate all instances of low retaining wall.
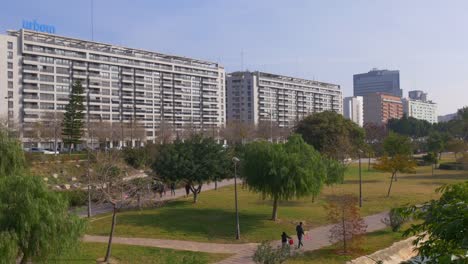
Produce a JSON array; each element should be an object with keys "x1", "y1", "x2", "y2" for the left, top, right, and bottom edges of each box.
[{"x1": 347, "y1": 236, "x2": 419, "y2": 264}]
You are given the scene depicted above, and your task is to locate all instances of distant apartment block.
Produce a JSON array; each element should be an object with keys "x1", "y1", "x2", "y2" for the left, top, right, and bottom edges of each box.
[
  {"x1": 343, "y1": 96, "x2": 364, "y2": 127},
  {"x1": 354, "y1": 68, "x2": 402, "y2": 97},
  {"x1": 226, "y1": 71, "x2": 342, "y2": 128},
  {"x1": 403, "y1": 90, "x2": 437, "y2": 124},
  {"x1": 438, "y1": 113, "x2": 457, "y2": 123},
  {"x1": 363, "y1": 93, "x2": 403, "y2": 125},
  {"x1": 0, "y1": 29, "x2": 226, "y2": 148}
]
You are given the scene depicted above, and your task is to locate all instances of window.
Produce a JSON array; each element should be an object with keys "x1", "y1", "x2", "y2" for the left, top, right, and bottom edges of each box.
[
  {"x1": 7, "y1": 51, "x2": 13, "y2": 59},
  {"x1": 8, "y1": 101, "x2": 13, "y2": 108},
  {"x1": 8, "y1": 91, "x2": 13, "y2": 98},
  {"x1": 7, "y1": 62, "x2": 13, "y2": 69},
  {"x1": 40, "y1": 93, "x2": 54, "y2": 101},
  {"x1": 7, "y1": 42, "x2": 13, "y2": 49},
  {"x1": 40, "y1": 103, "x2": 54, "y2": 109},
  {"x1": 7, "y1": 71, "x2": 13, "y2": 79},
  {"x1": 8, "y1": 81, "x2": 13, "y2": 89}
]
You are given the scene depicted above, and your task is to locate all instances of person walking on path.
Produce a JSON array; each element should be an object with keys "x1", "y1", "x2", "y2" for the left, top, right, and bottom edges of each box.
[
  {"x1": 281, "y1": 232, "x2": 292, "y2": 248},
  {"x1": 170, "y1": 182, "x2": 176, "y2": 196},
  {"x1": 296, "y1": 222, "x2": 305, "y2": 249}
]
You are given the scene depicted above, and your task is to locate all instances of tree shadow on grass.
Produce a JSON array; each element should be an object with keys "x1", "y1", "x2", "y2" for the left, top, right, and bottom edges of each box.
[
  {"x1": 115, "y1": 206, "x2": 271, "y2": 242},
  {"x1": 343, "y1": 179, "x2": 381, "y2": 184}
]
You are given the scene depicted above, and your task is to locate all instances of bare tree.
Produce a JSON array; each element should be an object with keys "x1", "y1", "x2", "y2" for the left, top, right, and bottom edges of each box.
[
  {"x1": 221, "y1": 120, "x2": 255, "y2": 145},
  {"x1": 89, "y1": 121, "x2": 113, "y2": 149},
  {"x1": 327, "y1": 194, "x2": 367, "y2": 254},
  {"x1": 91, "y1": 151, "x2": 150, "y2": 262},
  {"x1": 40, "y1": 112, "x2": 64, "y2": 151},
  {"x1": 155, "y1": 121, "x2": 174, "y2": 144}
]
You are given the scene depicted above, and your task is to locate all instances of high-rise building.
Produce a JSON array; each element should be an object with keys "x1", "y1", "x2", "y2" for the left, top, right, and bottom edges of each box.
[
  {"x1": 0, "y1": 29, "x2": 226, "y2": 148},
  {"x1": 363, "y1": 93, "x2": 403, "y2": 125},
  {"x1": 403, "y1": 90, "x2": 437, "y2": 124},
  {"x1": 408, "y1": 90, "x2": 427, "y2": 101},
  {"x1": 226, "y1": 71, "x2": 342, "y2": 128},
  {"x1": 353, "y1": 68, "x2": 402, "y2": 97},
  {"x1": 343, "y1": 96, "x2": 364, "y2": 127}
]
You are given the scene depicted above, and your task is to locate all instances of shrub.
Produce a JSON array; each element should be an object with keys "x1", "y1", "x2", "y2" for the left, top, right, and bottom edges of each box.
[
  {"x1": 253, "y1": 241, "x2": 292, "y2": 264},
  {"x1": 59, "y1": 189, "x2": 97, "y2": 207},
  {"x1": 381, "y1": 208, "x2": 407, "y2": 232},
  {"x1": 439, "y1": 162, "x2": 467, "y2": 170}
]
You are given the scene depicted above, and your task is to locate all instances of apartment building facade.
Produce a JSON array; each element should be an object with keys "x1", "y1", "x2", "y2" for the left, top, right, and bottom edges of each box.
[
  {"x1": 403, "y1": 90, "x2": 437, "y2": 123},
  {"x1": 343, "y1": 96, "x2": 364, "y2": 127},
  {"x1": 354, "y1": 68, "x2": 402, "y2": 97},
  {"x1": 363, "y1": 93, "x2": 403, "y2": 125},
  {"x1": 0, "y1": 29, "x2": 226, "y2": 147},
  {"x1": 226, "y1": 71, "x2": 342, "y2": 128}
]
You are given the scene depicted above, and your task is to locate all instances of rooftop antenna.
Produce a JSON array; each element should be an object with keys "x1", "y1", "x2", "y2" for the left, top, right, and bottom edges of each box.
[
  {"x1": 91, "y1": 0, "x2": 94, "y2": 40},
  {"x1": 241, "y1": 49, "x2": 244, "y2": 71}
]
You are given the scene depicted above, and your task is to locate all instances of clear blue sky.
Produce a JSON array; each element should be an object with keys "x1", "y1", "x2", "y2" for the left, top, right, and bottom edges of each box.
[{"x1": 1, "y1": 0, "x2": 467, "y2": 115}]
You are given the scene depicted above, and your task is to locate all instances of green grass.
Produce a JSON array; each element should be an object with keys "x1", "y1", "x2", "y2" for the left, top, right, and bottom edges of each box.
[
  {"x1": 287, "y1": 227, "x2": 407, "y2": 264},
  {"x1": 44, "y1": 242, "x2": 230, "y2": 264},
  {"x1": 88, "y1": 161, "x2": 467, "y2": 243}
]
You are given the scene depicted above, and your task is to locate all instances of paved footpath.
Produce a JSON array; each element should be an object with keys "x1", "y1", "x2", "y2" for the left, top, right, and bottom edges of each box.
[
  {"x1": 84, "y1": 211, "x2": 389, "y2": 264},
  {"x1": 77, "y1": 179, "x2": 236, "y2": 217}
]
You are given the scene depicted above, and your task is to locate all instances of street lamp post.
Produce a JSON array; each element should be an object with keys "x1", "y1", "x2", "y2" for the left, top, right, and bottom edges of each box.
[
  {"x1": 358, "y1": 150, "x2": 363, "y2": 207},
  {"x1": 232, "y1": 157, "x2": 240, "y2": 240}
]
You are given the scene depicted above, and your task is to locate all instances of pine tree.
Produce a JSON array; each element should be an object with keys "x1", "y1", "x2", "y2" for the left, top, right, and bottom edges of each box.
[{"x1": 62, "y1": 80, "x2": 85, "y2": 153}]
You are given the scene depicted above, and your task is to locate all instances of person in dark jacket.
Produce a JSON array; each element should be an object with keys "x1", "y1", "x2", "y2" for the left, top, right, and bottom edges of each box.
[
  {"x1": 296, "y1": 222, "x2": 305, "y2": 249},
  {"x1": 281, "y1": 232, "x2": 292, "y2": 248},
  {"x1": 185, "y1": 184, "x2": 191, "y2": 197},
  {"x1": 170, "y1": 182, "x2": 176, "y2": 196}
]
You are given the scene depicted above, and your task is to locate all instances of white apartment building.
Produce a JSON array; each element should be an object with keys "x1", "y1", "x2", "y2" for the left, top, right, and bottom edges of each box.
[
  {"x1": 403, "y1": 98, "x2": 438, "y2": 124},
  {"x1": 0, "y1": 29, "x2": 226, "y2": 147},
  {"x1": 226, "y1": 71, "x2": 342, "y2": 128},
  {"x1": 343, "y1": 96, "x2": 363, "y2": 127}
]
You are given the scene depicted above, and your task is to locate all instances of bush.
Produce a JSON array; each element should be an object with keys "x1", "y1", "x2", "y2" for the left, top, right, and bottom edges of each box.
[
  {"x1": 381, "y1": 208, "x2": 407, "y2": 232},
  {"x1": 439, "y1": 162, "x2": 467, "y2": 170},
  {"x1": 123, "y1": 144, "x2": 159, "y2": 169},
  {"x1": 59, "y1": 190, "x2": 88, "y2": 207},
  {"x1": 253, "y1": 241, "x2": 292, "y2": 264}
]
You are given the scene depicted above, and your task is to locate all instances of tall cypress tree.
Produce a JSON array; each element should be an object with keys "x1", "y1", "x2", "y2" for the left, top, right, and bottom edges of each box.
[{"x1": 62, "y1": 80, "x2": 85, "y2": 153}]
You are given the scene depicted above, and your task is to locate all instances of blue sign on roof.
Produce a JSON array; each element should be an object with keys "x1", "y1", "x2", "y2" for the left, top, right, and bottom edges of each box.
[{"x1": 22, "y1": 20, "x2": 56, "y2": 34}]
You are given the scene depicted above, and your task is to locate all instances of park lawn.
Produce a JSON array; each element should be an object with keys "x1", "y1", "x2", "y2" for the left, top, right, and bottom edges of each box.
[
  {"x1": 44, "y1": 242, "x2": 230, "y2": 264},
  {"x1": 87, "y1": 162, "x2": 467, "y2": 243},
  {"x1": 287, "y1": 227, "x2": 408, "y2": 264}
]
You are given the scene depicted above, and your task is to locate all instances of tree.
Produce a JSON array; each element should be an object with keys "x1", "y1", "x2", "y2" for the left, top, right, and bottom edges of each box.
[
  {"x1": 221, "y1": 120, "x2": 255, "y2": 145},
  {"x1": 445, "y1": 138, "x2": 467, "y2": 159},
  {"x1": 41, "y1": 112, "x2": 64, "y2": 151},
  {"x1": 427, "y1": 132, "x2": 450, "y2": 160},
  {"x1": 0, "y1": 127, "x2": 85, "y2": 264},
  {"x1": 402, "y1": 182, "x2": 468, "y2": 263},
  {"x1": 241, "y1": 134, "x2": 344, "y2": 221},
  {"x1": 62, "y1": 80, "x2": 85, "y2": 153},
  {"x1": 327, "y1": 194, "x2": 367, "y2": 254},
  {"x1": 0, "y1": 129, "x2": 25, "y2": 177},
  {"x1": 295, "y1": 111, "x2": 365, "y2": 161},
  {"x1": 0, "y1": 176, "x2": 86, "y2": 263},
  {"x1": 152, "y1": 134, "x2": 231, "y2": 203},
  {"x1": 374, "y1": 133, "x2": 416, "y2": 197},
  {"x1": 388, "y1": 115, "x2": 433, "y2": 139},
  {"x1": 374, "y1": 155, "x2": 416, "y2": 197},
  {"x1": 91, "y1": 151, "x2": 149, "y2": 262},
  {"x1": 383, "y1": 132, "x2": 413, "y2": 157}
]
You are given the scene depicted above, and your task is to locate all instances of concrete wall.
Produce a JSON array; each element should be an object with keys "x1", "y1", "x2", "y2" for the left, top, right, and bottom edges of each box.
[{"x1": 346, "y1": 236, "x2": 419, "y2": 264}]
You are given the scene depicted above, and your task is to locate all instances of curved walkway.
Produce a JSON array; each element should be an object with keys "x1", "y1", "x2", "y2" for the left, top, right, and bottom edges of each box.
[
  {"x1": 77, "y1": 179, "x2": 236, "y2": 217},
  {"x1": 83, "y1": 211, "x2": 389, "y2": 264}
]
